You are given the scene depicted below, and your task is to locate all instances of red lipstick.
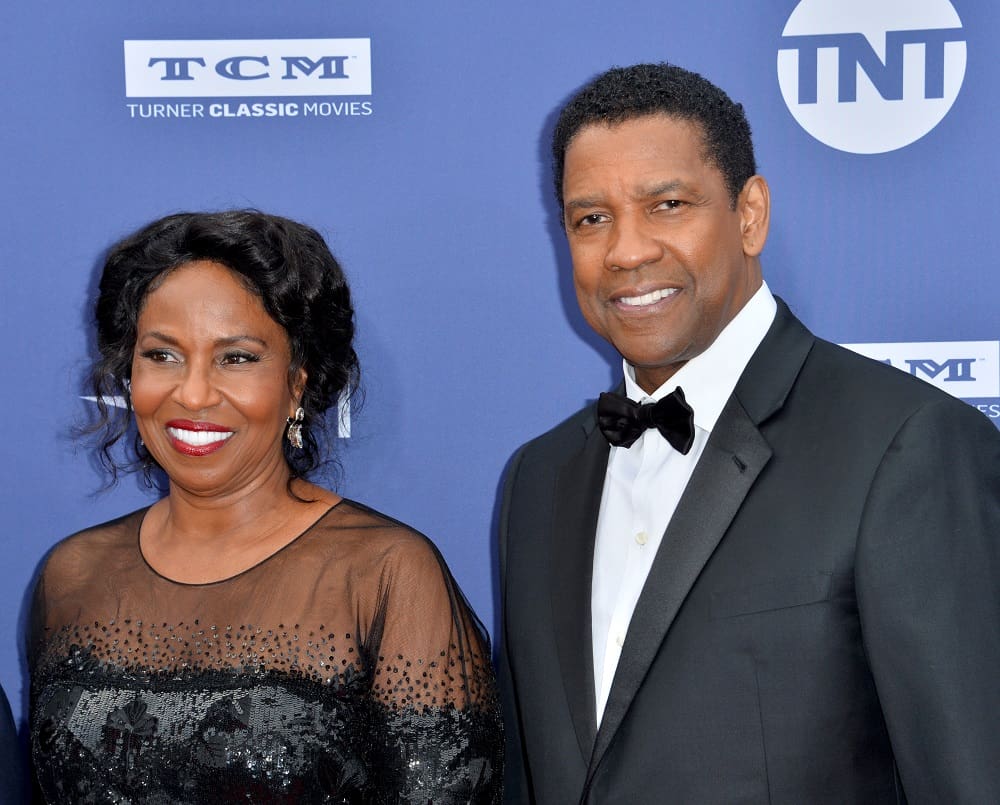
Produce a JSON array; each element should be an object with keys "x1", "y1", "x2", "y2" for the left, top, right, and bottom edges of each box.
[
  {"x1": 164, "y1": 420, "x2": 234, "y2": 457},
  {"x1": 165, "y1": 419, "x2": 231, "y2": 432}
]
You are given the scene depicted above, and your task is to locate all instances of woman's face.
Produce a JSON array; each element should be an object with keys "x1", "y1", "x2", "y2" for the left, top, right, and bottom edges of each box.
[{"x1": 130, "y1": 260, "x2": 305, "y2": 499}]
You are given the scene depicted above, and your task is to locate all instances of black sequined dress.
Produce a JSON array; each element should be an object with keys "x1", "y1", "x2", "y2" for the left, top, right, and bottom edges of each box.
[{"x1": 30, "y1": 500, "x2": 503, "y2": 803}]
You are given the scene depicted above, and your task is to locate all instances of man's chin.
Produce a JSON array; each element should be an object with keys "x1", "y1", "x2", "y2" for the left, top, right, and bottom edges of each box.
[{"x1": 619, "y1": 354, "x2": 689, "y2": 392}]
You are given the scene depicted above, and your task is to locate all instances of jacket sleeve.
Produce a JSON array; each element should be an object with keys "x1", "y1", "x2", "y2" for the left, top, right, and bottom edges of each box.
[
  {"x1": 855, "y1": 399, "x2": 1000, "y2": 803},
  {"x1": 496, "y1": 445, "x2": 534, "y2": 804}
]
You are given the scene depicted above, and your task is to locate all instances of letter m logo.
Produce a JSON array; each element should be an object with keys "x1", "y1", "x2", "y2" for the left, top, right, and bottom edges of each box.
[
  {"x1": 841, "y1": 342, "x2": 1000, "y2": 401},
  {"x1": 282, "y1": 56, "x2": 349, "y2": 79},
  {"x1": 906, "y1": 357, "x2": 976, "y2": 382}
]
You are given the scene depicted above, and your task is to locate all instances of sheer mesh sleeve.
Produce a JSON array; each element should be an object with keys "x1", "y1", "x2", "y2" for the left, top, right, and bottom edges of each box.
[{"x1": 362, "y1": 531, "x2": 503, "y2": 803}]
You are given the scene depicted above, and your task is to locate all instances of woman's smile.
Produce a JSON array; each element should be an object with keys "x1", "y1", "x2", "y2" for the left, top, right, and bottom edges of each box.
[{"x1": 165, "y1": 419, "x2": 235, "y2": 455}]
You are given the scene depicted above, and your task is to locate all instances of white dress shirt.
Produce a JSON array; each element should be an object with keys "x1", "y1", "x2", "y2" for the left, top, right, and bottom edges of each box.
[{"x1": 591, "y1": 283, "x2": 777, "y2": 723}]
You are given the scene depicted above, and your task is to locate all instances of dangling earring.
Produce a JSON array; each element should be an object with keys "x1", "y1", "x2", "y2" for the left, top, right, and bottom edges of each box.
[{"x1": 286, "y1": 407, "x2": 305, "y2": 449}]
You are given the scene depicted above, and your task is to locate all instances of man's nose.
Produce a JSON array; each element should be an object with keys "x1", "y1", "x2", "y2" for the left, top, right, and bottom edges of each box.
[{"x1": 603, "y1": 216, "x2": 663, "y2": 271}]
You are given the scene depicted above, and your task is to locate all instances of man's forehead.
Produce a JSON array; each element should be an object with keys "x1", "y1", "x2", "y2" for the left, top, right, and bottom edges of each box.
[
  {"x1": 567, "y1": 113, "x2": 708, "y2": 153},
  {"x1": 564, "y1": 114, "x2": 714, "y2": 180},
  {"x1": 562, "y1": 114, "x2": 717, "y2": 193}
]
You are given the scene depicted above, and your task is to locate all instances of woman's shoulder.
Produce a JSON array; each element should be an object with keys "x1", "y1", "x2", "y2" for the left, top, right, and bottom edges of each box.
[
  {"x1": 314, "y1": 499, "x2": 451, "y2": 576},
  {"x1": 41, "y1": 507, "x2": 149, "y2": 584},
  {"x1": 322, "y1": 501, "x2": 491, "y2": 656}
]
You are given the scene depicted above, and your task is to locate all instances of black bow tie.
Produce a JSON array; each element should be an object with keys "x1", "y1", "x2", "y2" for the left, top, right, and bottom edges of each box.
[{"x1": 597, "y1": 387, "x2": 695, "y2": 453}]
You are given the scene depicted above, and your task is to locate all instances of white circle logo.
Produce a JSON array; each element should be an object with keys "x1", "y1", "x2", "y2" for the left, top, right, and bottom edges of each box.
[{"x1": 777, "y1": 0, "x2": 967, "y2": 154}]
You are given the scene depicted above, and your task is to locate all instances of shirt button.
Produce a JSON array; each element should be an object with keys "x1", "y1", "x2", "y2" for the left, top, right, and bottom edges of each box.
[
  {"x1": 615, "y1": 633, "x2": 625, "y2": 648},
  {"x1": 635, "y1": 531, "x2": 648, "y2": 546}
]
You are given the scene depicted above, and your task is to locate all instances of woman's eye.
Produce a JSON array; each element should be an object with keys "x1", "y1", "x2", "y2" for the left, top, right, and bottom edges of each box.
[
  {"x1": 140, "y1": 349, "x2": 177, "y2": 363},
  {"x1": 221, "y1": 351, "x2": 260, "y2": 366}
]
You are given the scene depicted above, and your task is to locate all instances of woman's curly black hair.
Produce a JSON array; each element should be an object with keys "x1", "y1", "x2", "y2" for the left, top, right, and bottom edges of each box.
[{"x1": 89, "y1": 209, "x2": 359, "y2": 484}]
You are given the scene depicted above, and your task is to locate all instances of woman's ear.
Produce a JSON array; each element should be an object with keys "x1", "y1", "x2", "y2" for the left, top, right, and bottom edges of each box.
[{"x1": 290, "y1": 367, "x2": 308, "y2": 412}]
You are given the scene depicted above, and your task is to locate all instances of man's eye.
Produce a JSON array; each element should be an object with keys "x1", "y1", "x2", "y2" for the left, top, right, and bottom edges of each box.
[
  {"x1": 656, "y1": 199, "x2": 685, "y2": 211},
  {"x1": 577, "y1": 213, "x2": 608, "y2": 227}
]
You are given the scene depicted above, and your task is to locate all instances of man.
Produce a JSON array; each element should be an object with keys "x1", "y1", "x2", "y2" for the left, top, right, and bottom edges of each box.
[{"x1": 498, "y1": 63, "x2": 1000, "y2": 804}]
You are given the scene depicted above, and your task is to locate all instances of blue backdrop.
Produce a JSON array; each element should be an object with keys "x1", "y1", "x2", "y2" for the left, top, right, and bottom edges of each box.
[{"x1": 2, "y1": 0, "x2": 997, "y2": 730}]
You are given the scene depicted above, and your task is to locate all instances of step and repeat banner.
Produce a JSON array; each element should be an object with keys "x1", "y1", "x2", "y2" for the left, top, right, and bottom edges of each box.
[{"x1": 1, "y1": 0, "x2": 997, "y2": 724}]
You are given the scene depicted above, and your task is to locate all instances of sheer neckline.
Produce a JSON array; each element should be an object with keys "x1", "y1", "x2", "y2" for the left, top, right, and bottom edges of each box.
[{"x1": 136, "y1": 499, "x2": 345, "y2": 587}]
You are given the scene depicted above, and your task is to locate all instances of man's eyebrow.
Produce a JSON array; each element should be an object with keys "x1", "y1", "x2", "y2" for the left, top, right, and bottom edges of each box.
[
  {"x1": 564, "y1": 195, "x2": 605, "y2": 212},
  {"x1": 640, "y1": 179, "x2": 688, "y2": 196},
  {"x1": 564, "y1": 180, "x2": 691, "y2": 212}
]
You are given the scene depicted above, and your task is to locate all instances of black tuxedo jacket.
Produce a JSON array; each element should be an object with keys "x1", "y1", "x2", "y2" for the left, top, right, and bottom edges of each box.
[
  {"x1": 498, "y1": 302, "x2": 1000, "y2": 804},
  {"x1": 0, "y1": 684, "x2": 26, "y2": 805}
]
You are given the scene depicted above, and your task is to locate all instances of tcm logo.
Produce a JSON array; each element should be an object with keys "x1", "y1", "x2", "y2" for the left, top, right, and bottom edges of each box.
[
  {"x1": 124, "y1": 39, "x2": 371, "y2": 98},
  {"x1": 777, "y1": 0, "x2": 966, "y2": 153},
  {"x1": 842, "y1": 341, "x2": 1000, "y2": 399}
]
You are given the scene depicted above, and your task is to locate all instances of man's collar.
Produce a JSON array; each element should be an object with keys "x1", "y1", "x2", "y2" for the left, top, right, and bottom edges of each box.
[{"x1": 623, "y1": 282, "x2": 777, "y2": 433}]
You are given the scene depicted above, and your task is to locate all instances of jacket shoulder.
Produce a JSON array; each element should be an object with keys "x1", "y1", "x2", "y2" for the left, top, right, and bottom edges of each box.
[
  {"x1": 739, "y1": 300, "x2": 968, "y2": 426},
  {"x1": 514, "y1": 402, "x2": 597, "y2": 464},
  {"x1": 807, "y1": 336, "x2": 969, "y2": 409}
]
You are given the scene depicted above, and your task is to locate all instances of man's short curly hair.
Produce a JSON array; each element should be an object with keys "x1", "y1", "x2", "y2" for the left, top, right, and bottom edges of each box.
[
  {"x1": 552, "y1": 62, "x2": 757, "y2": 210},
  {"x1": 90, "y1": 209, "x2": 359, "y2": 484}
]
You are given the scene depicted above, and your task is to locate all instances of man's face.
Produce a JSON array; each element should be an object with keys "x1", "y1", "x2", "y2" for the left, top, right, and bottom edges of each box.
[{"x1": 562, "y1": 114, "x2": 768, "y2": 393}]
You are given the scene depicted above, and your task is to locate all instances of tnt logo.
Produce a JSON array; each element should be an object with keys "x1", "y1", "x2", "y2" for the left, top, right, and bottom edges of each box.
[
  {"x1": 777, "y1": 0, "x2": 966, "y2": 153},
  {"x1": 842, "y1": 341, "x2": 1000, "y2": 399},
  {"x1": 124, "y1": 39, "x2": 372, "y2": 98}
]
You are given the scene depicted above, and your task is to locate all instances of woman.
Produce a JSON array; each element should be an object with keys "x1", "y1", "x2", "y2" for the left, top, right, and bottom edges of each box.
[{"x1": 30, "y1": 211, "x2": 502, "y2": 803}]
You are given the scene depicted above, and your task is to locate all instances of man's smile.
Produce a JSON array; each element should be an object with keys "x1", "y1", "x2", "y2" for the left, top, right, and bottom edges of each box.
[{"x1": 612, "y1": 286, "x2": 679, "y2": 309}]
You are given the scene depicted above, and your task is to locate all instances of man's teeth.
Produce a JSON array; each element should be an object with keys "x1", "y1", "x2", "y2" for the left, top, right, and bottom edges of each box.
[
  {"x1": 619, "y1": 288, "x2": 677, "y2": 307},
  {"x1": 167, "y1": 428, "x2": 234, "y2": 446}
]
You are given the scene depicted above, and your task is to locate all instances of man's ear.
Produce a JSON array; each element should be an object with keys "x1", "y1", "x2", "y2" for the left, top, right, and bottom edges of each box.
[{"x1": 739, "y1": 175, "x2": 770, "y2": 258}]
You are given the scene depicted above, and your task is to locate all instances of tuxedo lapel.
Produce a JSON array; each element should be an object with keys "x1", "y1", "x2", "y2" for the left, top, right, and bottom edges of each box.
[
  {"x1": 551, "y1": 414, "x2": 609, "y2": 761},
  {"x1": 587, "y1": 299, "x2": 814, "y2": 776}
]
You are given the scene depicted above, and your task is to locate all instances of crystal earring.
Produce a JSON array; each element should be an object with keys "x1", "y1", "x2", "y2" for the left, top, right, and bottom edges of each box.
[{"x1": 286, "y1": 407, "x2": 305, "y2": 449}]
